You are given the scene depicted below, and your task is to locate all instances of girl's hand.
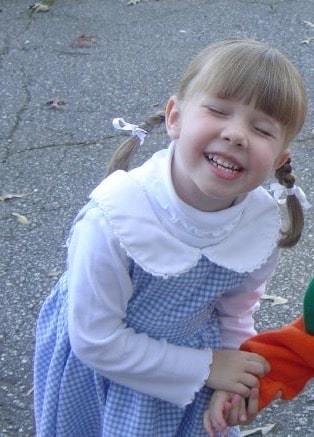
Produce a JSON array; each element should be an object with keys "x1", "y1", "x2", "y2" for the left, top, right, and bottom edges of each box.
[
  {"x1": 206, "y1": 350, "x2": 270, "y2": 397},
  {"x1": 203, "y1": 389, "x2": 259, "y2": 436},
  {"x1": 203, "y1": 390, "x2": 232, "y2": 436},
  {"x1": 225, "y1": 388, "x2": 259, "y2": 426}
]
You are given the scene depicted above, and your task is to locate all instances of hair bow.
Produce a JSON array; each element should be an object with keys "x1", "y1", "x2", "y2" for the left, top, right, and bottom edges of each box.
[
  {"x1": 112, "y1": 118, "x2": 147, "y2": 145},
  {"x1": 269, "y1": 183, "x2": 311, "y2": 210}
]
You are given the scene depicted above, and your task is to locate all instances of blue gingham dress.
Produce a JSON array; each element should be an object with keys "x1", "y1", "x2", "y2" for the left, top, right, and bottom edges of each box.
[
  {"x1": 34, "y1": 208, "x2": 247, "y2": 437},
  {"x1": 34, "y1": 177, "x2": 253, "y2": 437}
]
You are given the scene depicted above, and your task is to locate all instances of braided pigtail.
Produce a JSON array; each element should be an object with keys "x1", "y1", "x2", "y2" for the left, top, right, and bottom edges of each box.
[
  {"x1": 106, "y1": 111, "x2": 165, "y2": 176},
  {"x1": 275, "y1": 158, "x2": 304, "y2": 248}
]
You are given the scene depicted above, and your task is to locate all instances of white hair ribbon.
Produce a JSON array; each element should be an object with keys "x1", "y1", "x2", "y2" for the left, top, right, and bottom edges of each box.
[
  {"x1": 269, "y1": 182, "x2": 311, "y2": 210},
  {"x1": 112, "y1": 118, "x2": 147, "y2": 145}
]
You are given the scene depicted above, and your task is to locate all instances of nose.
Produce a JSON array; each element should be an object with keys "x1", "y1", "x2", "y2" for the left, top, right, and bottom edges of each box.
[{"x1": 221, "y1": 120, "x2": 248, "y2": 148}]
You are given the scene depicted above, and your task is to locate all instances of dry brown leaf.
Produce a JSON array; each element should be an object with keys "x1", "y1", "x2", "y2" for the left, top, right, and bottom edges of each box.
[
  {"x1": 46, "y1": 96, "x2": 66, "y2": 110},
  {"x1": 29, "y1": 3, "x2": 50, "y2": 12},
  {"x1": 12, "y1": 212, "x2": 30, "y2": 225},
  {"x1": 71, "y1": 34, "x2": 98, "y2": 49},
  {"x1": 0, "y1": 193, "x2": 26, "y2": 202}
]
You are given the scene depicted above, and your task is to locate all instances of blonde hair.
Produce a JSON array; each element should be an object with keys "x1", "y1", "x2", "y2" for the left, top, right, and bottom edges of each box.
[
  {"x1": 177, "y1": 39, "x2": 306, "y2": 145},
  {"x1": 106, "y1": 38, "x2": 308, "y2": 248}
]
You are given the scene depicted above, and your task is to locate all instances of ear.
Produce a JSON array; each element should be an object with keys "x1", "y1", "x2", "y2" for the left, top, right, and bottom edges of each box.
[
  {"x1": 274, "y1": 149, "x2": 290, "y2": 170},
  {"x1": 165, "y1": 96, "x2": 181, "y2": 139}
]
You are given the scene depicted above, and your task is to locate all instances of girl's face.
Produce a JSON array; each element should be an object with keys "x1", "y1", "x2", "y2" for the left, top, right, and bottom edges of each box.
[{"x1": 166, "y1": 93, "x2": 289, "y2": 212}]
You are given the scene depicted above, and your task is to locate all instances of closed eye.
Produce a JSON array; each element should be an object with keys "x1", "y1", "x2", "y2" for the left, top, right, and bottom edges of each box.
[
  {"x1": 255, "y1": 127, "x2": 273, "y2": 137},
  {"x1": 205, "y1": 106, "x2": 227, "y2": 116}
]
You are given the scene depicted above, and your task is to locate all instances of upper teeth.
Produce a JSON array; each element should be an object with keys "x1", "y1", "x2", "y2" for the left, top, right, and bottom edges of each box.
[{"x1": 206, "y1": 153, "x2": 240, "y2": 170}]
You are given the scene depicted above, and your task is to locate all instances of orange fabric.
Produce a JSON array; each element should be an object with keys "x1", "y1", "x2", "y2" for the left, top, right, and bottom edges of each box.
[{"x1": 240, "y1": 317, "x2": 314, "y2": 411}]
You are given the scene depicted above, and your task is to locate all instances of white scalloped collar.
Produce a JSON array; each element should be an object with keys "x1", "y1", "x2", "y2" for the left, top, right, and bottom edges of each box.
[{"x1": 90, "y1": 145, "x2": 281, "y2": 277}]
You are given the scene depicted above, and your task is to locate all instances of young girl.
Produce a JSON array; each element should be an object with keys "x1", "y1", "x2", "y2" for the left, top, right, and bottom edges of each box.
[{"x1": 34, "y1": 38, "x2": 308, "y2": 436}]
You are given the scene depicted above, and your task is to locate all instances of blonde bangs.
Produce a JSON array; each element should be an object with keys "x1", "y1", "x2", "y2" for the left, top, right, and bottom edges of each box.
[{"x1": 178, "y1": 39, "x2": 307, "y2": 141}]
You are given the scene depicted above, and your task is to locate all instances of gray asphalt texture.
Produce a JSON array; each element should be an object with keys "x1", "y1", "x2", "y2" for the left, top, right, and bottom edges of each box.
[{"x1": 1, "y1": 0, "x2": 314, "y2": 436}]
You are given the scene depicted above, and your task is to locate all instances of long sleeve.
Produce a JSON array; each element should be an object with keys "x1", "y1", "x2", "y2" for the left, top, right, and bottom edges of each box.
[
  {"x1": 67, "y1": 207, "x2": 212, "y2": 408},
  {"x1": 215, "y1": 249, "x2": 279, "y2": 349}
]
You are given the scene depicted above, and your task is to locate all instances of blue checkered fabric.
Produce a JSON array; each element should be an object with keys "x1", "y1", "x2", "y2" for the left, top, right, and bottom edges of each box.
[{"x1": 34, "y1": 255, "x2": 246, "y2": 436}]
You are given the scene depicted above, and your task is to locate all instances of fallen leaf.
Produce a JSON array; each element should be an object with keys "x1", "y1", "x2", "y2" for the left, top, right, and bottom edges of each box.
[
  {"x1": 29, "y1": 3, "x2": 50, "y2": 12},
  {"x1": 26, "y1": 387, "x2": 34, "y2": 396},
  {"x1": 127, "y1": 0, "x2": 160, "y2": 5},
  {"x1": 0, "y1": 193, "x2": 26, "y2": 202},
  {"x1": 300, "y1": 37, "x2": 314, "y2": 44},
  {"x1": 47, "y1": 269, "x2": 63, "y2": 278},
  {"x1": 12, "y1": 212, "x2": 30, "y2": 225},
  {"x1": 240, "y1": 423, "x2": 276, "y2": 436},
  {"x1": 71, "y1": 34, "x2": 98, "y2": 49},
  {"x1": 29, "y1": 0, "x2": 55, "y2": 11},
  {"x1": 46, "y1": 96, "x2": 66, "y2": 110},
  {"x1": 261, "y1": 294, "x2": 288, "y2": 306},
  {"x1": 304, "y1": 20, "x2": 314, "y2": 28}
]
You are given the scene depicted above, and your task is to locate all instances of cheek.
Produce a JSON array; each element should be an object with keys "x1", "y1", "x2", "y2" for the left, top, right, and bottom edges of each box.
[
  {"x1": 251, "y1": 152, "x2": 276, "y2": 178},
  {"x1": 175, "y1": 139, "x2": 202, "y2": 172}
]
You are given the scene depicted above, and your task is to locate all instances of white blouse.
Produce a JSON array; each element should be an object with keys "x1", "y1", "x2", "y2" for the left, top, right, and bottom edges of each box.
[{"x1": 67, "y1": 143, "x2": 281, "y2": 407}]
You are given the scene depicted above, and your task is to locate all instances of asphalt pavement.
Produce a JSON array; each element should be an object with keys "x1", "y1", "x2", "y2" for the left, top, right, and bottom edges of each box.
[{"x1": 1, "y1": 0, "x2": 314, "y2": 436}]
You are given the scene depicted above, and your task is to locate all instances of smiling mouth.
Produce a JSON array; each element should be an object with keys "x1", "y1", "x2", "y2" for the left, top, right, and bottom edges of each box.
[{"x1": 204, "y1": 153, "x2": 242, "y2": 173}]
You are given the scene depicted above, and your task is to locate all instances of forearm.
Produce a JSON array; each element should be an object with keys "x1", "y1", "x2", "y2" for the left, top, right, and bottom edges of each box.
[{"x1": 70, "y1": 320, "x2": 212, "y2": 407}]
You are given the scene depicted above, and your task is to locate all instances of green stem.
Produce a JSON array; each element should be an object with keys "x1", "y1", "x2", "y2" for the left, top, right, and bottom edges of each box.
[{"x1": 303, "y1": 277, "x2": 314, "y2": 334}]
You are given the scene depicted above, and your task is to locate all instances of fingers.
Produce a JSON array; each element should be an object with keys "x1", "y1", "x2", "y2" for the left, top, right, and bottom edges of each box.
[
  {"x1": 239, "y1": 373, "x2": 259, "y2": 390},
  {"x1": 204, "y1": 388, "x2": 260, "y2": 434},
  {"x1": 236, "y1": 389, "x2": 259, "y2": 426},
  {"x1": 225, "y1": 394, "x2": 243, "y2": 426},
  {"x1": 245, "y1": 353, "x2": 270, "y2": 376},
  {"x1": 224, "y1": 389, "x2": 259, "y2": 427},
  {"x1": 203, "y1": 391, "x2": 231, "y2": 436},
  {"x1": 246, "y1": 387, "x2": 259, "y2": 421},
  {"x1": 229, "y1": 373, "x2": 259, "y2": 398},
  {"x1": 207, "y1": 350, "x2": 269, "y2": 395},
  {"x1": 236, "y1": 396, "x2": 248, "y2": 423},
  {"x1": 203, "y1": 409, "x2": 216, "y2": 436},
  {"x1": 203, "y1": 409, "x2": 228, "y2": 437}
]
